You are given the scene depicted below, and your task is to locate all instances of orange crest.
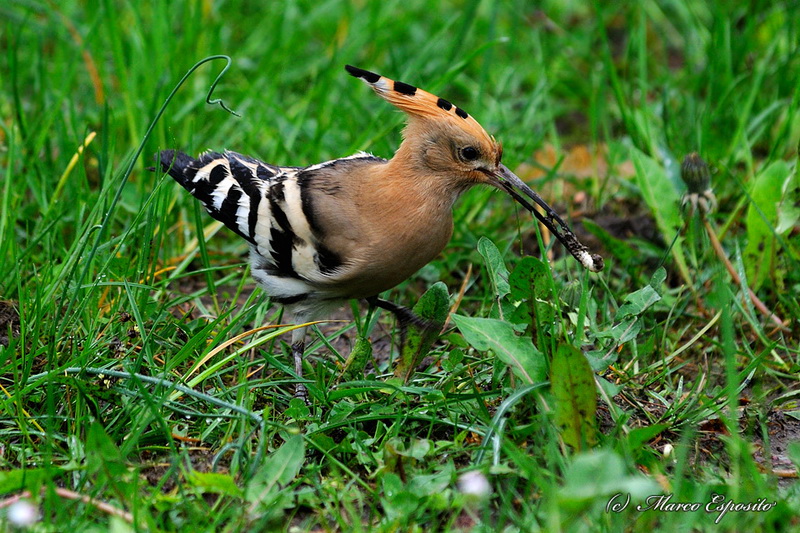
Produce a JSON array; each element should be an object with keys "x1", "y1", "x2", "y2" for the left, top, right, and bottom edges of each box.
[{"x1": 345, "y1": 65, "x2": 497, "y2": 154}]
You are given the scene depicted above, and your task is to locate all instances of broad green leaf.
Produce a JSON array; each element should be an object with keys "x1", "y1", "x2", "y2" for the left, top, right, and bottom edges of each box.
[
  {"x1": 744, "y1": 160, "x2": 793, "y2": 289},
  {"x1": 477, "y1": 237, "x2": 510, "y2": 299},
  {"x1": 341, "y1": 335, "x2": 372, "y2": 380},
  {"x1": 608, "y1": 317, "x2": 642, "y2": 344},
  {"x1": 776, "y1": 157, "x2": 800, "y2": 232},
  {"x1": 508, "y1": 256, "x2": 555, "y2": 332},
  {"x1": 441, "y1": 348, "x2": 464, "y2": 372},
  {"x1": 380, "y1": 472, "x2": 419, "y2": 520},
  {"x1": 86, "y1": 422, "x2": 135, "y2": 496},
  {"x1": 109, "y1": 516, "x2": 136, "y2": 533},
  {"x1": 558, "y1": 449, "x2": 660, "y2": 511},
  {"x1": 186, "y1": 470, "x2": 242, "y2": 497},
  {"x1": 596, "y1": 375, "x2": 623, "y2": 397},
  {"x1": 551, "y1": 343, "x2": 597, "y2": 450},
  {"x1": 284, "y1": 397, "x2": 311, "y2": 420},
  {"x1": 407, "y1": 462, "x2": 454, "y2": 496},
  {"x1": 788, "y1": 442, "x2": 800, "y2": 469},
  {"x1": 649, "y1": 266, "x2": 667, "y2": 288},
  {"x1": 452, "y1": 314, "x2": 546, "y2": 384},
  {"x1": 631, "y1": 148, "x2": 691, "y2": 284},
  {"x1": 329, "y1": 400, "x2": 356, "y2": 422},
  {"x1": 627, "y1": 424, "x2": 669, "y2": 450},
  {"x1": 0, "y1": 467, "x2": 62, "y2": 495},
  {"x1": 87, "y1": 421, "x2": 125, "y2": 464},
  {"x1": 616, "y1": 268, "x2": 664, "y2": 318},
  {"x1": 616, "y1": 286, "x2": 661, "y2": 318},
  {"x1": 386, "y1": 437, "x2": 431, "y2": 460},
  {"x1": 394, "y1": 282, "x2": 449, "y2": 382},
  {"x1": 246, "y1": 434, "x2": 305, "y2": 504}
]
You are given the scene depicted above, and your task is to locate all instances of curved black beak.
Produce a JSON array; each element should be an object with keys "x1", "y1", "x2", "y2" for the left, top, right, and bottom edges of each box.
[{"x1": 487, "y1": 164, "x2": 604, "y2": 272}]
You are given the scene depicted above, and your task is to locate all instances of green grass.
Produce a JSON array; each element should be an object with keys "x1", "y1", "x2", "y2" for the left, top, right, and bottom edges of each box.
[{"x1": 2, "y1": 0, "x2": 800, "y2": 531}]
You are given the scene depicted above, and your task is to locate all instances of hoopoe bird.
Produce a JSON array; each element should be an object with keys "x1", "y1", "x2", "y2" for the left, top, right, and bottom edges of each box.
[{"x1": 159, "y1": 65, "x2": 603, "y2": 399}]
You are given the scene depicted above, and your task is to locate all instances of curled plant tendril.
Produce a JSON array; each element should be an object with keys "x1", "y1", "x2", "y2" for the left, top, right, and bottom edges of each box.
[
  {"x1": 114, "y1": 54, "x2": 240, "y2": 217},
  {"x1": 200, "y1": 54, "x2": 241, "y2": 117},
  {"x1": 71, "y1": 56, "x2": 241, "y2": 338}
]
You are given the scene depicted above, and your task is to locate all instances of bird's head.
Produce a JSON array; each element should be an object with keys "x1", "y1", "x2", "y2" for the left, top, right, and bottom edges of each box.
[{"x1": 346, "y1": 65, "x2": 603, "y2": 272}]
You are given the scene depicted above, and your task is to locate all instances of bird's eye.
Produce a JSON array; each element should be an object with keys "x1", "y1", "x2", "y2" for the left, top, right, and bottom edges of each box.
[{"x1": 459, "y1": 146, "x2": 480, "y2": 162}]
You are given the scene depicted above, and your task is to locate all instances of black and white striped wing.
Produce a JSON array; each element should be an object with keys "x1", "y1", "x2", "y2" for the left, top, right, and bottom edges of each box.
[
  {"x1": 159, "y1": 150, "x2": 329, "y2": 286},
  {"x1": 160, "y1": 150, "x2": 277, "y2": 252}
]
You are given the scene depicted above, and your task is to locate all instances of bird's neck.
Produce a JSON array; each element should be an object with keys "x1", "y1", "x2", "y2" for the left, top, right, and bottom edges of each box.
[{"x1": 375, "y1": 143, "x2": 466, "y2": 211}]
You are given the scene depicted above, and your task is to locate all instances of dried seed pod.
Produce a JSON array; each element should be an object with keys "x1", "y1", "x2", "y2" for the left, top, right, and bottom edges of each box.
[{"x1": 680, "y1": 152, "x2": 717, "y2": 215}]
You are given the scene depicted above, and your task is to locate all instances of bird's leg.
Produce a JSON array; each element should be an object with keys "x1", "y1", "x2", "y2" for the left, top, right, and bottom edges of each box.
[
  {"x1": 291, "y1": 326, "x2": 308, "y2": 402},
  {"x1": 366, "y1": 296, "x2": 438, "y2": 354},
  {"x1": 291, "y1": 340, "x2": 308, "y2": 401}
]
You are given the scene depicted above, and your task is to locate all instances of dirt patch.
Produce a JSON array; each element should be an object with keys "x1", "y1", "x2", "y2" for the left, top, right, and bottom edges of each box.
[
  {"x1": 168, "y1": 275, "x2": 405, "y2": 377},
  {"x1": 599, "y1": 386, "x2": 799, "y2": 484},
  {"x1": 140, "y1": 447, "x2": 229, "y2": 494},
  {"x1": 0, "y1": 300, "x2": 20, "y2": 347},
  {"x1": 751, "y1": 409, "x2": 800, "y2": 487}
]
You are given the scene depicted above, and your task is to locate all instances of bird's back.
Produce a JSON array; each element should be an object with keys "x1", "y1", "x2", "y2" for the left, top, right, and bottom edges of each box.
[{"x1": 159, "y1": 149, "x2": 397, "y2": 309}]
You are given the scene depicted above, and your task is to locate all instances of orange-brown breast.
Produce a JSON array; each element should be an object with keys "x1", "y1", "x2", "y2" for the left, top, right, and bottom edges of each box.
[{"x1": 305, "y1": 156, "x2": 461, "y2": 299}]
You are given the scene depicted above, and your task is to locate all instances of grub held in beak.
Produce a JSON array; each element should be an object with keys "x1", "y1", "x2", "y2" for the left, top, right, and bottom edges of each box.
[{"x1": 487, "y1": 164, "x2": 604, "y2": 272}]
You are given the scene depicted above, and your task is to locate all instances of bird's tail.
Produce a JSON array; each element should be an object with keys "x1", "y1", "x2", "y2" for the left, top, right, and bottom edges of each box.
[{"x1": 157, "y1": 150, "x2": 196, "y2": 187}]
